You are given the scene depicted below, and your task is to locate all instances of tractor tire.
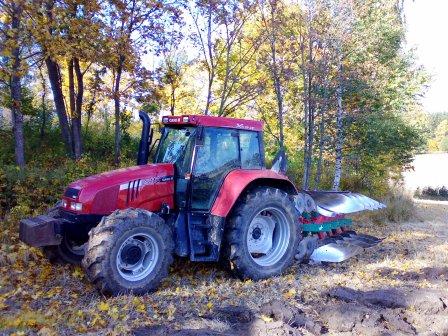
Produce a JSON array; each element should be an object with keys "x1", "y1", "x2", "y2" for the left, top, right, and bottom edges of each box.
[
  {"x1": 223, "y1": 187, "x2": 300, "y2": 280},
  {"x1": 82, "y1": 209, "x2": 173, "y2": 295},
  {"x1": 42, "y1": 236, "x2": 85, "y2": 265},
  {"x1": 41, "y1": 202, "x2": 85, "y2": 265}
]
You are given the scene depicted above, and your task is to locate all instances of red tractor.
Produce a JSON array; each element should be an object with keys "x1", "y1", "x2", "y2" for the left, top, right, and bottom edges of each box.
[{"x1": 19, "y1": 112, "x2": 383, "y2": 295}]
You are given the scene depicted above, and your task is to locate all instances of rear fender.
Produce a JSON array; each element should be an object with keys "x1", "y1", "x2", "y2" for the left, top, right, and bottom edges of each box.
[{"x1": 210, "y1": 169, "x2": 297, "y2": 218}]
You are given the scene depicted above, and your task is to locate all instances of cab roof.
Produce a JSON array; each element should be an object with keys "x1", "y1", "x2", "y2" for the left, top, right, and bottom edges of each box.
[{"x1": 161, "y1": 115, "x2": 263, "y2": 132}]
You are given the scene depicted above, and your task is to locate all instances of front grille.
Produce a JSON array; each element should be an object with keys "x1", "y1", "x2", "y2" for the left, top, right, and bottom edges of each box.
[{"x1": 64, "y1": 187, "x2": 80, "y2": 199}]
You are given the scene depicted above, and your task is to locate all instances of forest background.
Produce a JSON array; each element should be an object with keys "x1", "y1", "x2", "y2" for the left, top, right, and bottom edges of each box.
[{"x1": 1, "y1": 0, "x2": 443, "y2": 220}]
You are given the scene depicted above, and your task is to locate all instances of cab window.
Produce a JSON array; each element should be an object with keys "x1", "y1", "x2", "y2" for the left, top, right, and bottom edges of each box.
[{"x1": 239, "y1": 131, "x2": 262, "y2": 169}]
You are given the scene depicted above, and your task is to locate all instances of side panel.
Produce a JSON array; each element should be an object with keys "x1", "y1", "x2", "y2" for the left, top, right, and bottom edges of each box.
[
  {"x1": 117, "y1": 172, "x2": 175, "y2": 213},
  {"x1": 210, "y1": 169, "x2": 297, "y2": 218}
]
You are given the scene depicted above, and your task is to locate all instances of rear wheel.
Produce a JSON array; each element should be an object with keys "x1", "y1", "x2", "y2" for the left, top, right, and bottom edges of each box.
[
  {"x1": 82, "y1": 209, "x2": 173, "y2": 295},
  {"x1": 223, "y1": 187, "x2": 300, "y2": 280}
]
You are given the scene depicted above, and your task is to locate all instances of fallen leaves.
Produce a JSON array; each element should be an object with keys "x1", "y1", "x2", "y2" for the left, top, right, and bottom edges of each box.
[
  {"x1": 97, "y1": 302, "x2": 109, "y2": 312},
  {"x1": 1, "y1": 203, "x2": 447, "y2": 335},
  {"x1": 71, "y1": 267, "x2": 84, "y2": 279},
  {"x1": 0, "y1": 310, "x2": 51, "y2": 330},
  {"x1": 283, "y1": 288, "x2": 297, "y2": 299}
]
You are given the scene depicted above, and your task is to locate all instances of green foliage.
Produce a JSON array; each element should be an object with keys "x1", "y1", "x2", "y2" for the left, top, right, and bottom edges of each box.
[
  {"x1": 0, "y1": 115, "x2": 139, "y2": 219},
  {"x1": 0, "y1": 87, "x2": 38, "y2": 117},
  {"x1": 0, "y1": 0, "x2": 429, "y2": 214},
  {"x1": 426, "y1": 117, "x2": 448, "y2": 152}
]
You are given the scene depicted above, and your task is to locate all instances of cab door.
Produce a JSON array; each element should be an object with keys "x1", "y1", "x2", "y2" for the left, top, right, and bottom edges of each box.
[{"x1": 190, "y1": 127, "x2": 240, "y2": 211}]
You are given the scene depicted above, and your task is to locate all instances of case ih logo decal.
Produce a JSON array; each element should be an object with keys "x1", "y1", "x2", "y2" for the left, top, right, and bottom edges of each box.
[{"x1": 166, "y1": 117, "x2": 181, "y2": 122}]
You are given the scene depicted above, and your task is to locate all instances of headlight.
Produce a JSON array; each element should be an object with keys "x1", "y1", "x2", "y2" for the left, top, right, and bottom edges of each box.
[
  {"x1": 62, "y1": 199, "x2": 68, "y2": 208},
  {"x1": 70, "y1": 202, "x2": 82, "y2": 211}
]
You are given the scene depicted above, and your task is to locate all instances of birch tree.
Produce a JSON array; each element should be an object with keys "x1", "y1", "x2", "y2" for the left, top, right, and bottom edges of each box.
[{"x1": 327, "y1": 0, "x2": 355, "y2": 191}]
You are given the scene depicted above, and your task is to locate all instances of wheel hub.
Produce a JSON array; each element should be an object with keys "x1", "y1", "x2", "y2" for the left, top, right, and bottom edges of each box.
[
  {"x1": 116, "y1": 233, "x2": 159, "y2": 282},
  {"x1": 121, "y1": 245, "x2": 143, "y2": 265},
  {"x1": 247, "y1": 214, "x2": 276, "y2": 254},
  {"x1": 246, "y1": 208, "x2": 291, "y2": 267},
  {"x1": 252, "y1": 227, "x2": 262, "y2": 240}
]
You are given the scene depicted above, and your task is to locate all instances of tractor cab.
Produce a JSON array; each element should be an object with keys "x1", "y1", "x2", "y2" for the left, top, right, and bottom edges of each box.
[
  {"x1": 155, "y1": 115, "x2": 265, "y2": 212},
  {"x1": 149, "y1": 115, "x2": 268, "y2": 260}
]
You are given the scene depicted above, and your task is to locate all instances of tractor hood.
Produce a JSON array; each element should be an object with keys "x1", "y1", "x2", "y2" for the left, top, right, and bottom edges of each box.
[{"x1": 62, "y1": 163, "x2": 175, "y2": 215}]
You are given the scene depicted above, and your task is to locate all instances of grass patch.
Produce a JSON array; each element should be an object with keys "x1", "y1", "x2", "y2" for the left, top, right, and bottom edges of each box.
[{"x1": 371, "y1": 187, "x2": 416, "y2": 223}]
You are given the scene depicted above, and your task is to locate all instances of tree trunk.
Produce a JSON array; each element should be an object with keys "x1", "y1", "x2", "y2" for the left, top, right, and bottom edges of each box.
[
  {"x1": 67, "y1": 58, "x2": 80, "y2": 159},
  {"x1": 304, "y1": 85, "x2": 314, "y2": 189},
  {"x1": 303, "y1": 39, "x2": 314, "y2": 190},
  {"x1": 44, "y1": 1, "x2": 72, "y2": 155},
  {"x1": 218, "y1": 31, "x2": 232, "y2": 116},
  {"x1": 332, "y1": 58, "x2": 344, "y2": 191},
  {"x1": 113, "y1": 55, "x2": 125, "y2": 166},
  {"x1": 204, "y1": 75, "x2": 213, "y2": 116},
  {"x1": 46, "y1": 57, "x2": 73, "y2": 155},
  {"x1": 314, "y1": 119, "x2": 324, "y2": 189},
  {"x1": 204, "y1": 3, "x2": 214, "y2": 116},
  {"x1": 314, "y1": 101, "x2": 327, "y2": 189},
  {"x1": 268, "y1": 5, "x2": 284, "y2": 148},
  {"x1": 73, "y1": 58, "x2": 84, "y2": 158},
  {"x1": 300, "y1": 30, "x2": 310, "y2": 189},
  {"x1": 38, "y1": 65, "x2": 47, "y2": 139},
  {"x1": 170, "y1": 86, "x2": 175, "y2": 116},
  {"x1": 10, "y1": 3, "x2": 25, "y2": 170},
  {"x1": 314, "y1": 59, "x2": 330, "y2": 190}
]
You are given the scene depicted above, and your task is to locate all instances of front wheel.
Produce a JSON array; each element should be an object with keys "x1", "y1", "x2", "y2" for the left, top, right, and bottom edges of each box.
[
  {"x1": 42, "y1": 234, "x2": 85, "y2": 265},
  {"x1": 82, "y1": 209, "x2": 173, "y2": 295},
  {"x1": 223, "y1": 187, "x2": 300, "y2": 280},
  {"x1": 41, "y1": 202, "x2": 85, "y2": 265}
]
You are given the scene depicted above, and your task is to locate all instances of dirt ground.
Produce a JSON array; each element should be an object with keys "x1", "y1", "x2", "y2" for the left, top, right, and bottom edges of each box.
[{"x1": 0, "y1": 202, "x2": 447, "y2": 335}]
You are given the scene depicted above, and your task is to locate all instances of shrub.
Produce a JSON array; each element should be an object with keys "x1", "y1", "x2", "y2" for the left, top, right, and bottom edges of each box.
[
  {"x1": 415, "y1": 186, "x2": 448, "y2": 200},
  {"x1": 370, "y1": 187, "x2": 415, "y2": 223}
]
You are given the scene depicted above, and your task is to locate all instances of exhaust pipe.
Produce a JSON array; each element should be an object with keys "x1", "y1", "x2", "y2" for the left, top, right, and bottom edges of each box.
[{"x1": 137, "y1": 111, "x2": 152, "y2": 165}]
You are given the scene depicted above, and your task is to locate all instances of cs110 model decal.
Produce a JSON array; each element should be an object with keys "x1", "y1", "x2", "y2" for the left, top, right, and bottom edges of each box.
[{"x1": 119, "y1": 175, "x2": 174, "y2": 191}]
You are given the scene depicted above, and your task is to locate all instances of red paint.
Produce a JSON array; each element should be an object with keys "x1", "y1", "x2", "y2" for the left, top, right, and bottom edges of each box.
[
  {"x1": 210, "y1": 169, "x2": 296, "y2": 217},
  {"x1": 62, "y1": 164, "x2": 175, "y2": 215},
  {"x1": 162, "y1": 115, "x2": 263, "y2": 132}
]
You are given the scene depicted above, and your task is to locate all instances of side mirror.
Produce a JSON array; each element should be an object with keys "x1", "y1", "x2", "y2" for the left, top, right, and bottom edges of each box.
[{"x1": 271, "y1": 149, "x2": 288, "y2": 175}]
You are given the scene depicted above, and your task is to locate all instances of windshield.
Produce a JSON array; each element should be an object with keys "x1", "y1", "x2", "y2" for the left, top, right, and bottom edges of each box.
[{"x1": 155, "y1": 126, "x2": 195, "y2": 170}]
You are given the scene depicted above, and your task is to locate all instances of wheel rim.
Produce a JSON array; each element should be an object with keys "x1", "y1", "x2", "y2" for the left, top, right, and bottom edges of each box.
[
  {"x1": 246, "y1": 207, "x2": 290, "y2": 267},
  {"x1": 116, "y1": 233, "x2": 159, "y2": 282}
]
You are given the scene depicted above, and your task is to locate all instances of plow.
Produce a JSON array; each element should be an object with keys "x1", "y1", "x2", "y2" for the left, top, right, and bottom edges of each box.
[
  {"x1": 19, "y1": 112, "x2": 384, "y2": 295},
  {"x1": 294, "y1": 191, "x2": 384, "y2": 263}
]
